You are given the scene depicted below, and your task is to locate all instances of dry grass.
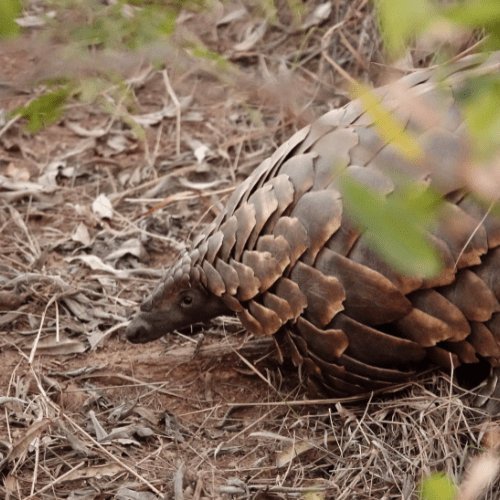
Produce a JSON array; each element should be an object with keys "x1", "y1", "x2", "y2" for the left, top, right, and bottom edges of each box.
[{"x1": 1, "y1": 348, "x2": 499, "y2": 499}]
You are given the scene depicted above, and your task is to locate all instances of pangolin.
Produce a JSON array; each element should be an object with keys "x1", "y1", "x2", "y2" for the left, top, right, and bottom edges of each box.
[{"x1": 126, "y1": 52, "x2": 500, "y2": 410}]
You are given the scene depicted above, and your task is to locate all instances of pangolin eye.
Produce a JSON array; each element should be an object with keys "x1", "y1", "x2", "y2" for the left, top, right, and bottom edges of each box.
[{"x1": 180, "y1": 295, "x2": 193, "y2": 307}]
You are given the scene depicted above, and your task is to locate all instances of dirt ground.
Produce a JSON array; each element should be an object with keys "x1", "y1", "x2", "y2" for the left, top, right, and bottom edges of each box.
[{"x1": 1, "y1": 1, "x2": 499, "y2": 499}]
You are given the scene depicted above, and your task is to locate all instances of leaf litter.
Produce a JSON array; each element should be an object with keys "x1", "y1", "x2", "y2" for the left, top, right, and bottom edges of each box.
[{"x1": 0, "y1": 0, "x2": 499, "y2": 499}]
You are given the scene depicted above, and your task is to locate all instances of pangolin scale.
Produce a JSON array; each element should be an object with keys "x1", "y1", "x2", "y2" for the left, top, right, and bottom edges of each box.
[{"x1": 127, "y1": 52, "x2": 500, "y2": 411}]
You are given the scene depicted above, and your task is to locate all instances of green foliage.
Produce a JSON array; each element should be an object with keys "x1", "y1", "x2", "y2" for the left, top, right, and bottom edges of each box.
[
  {"x1": 11, "y1": 74, "x2": 145, "y2": 138},
  {"x1": 456, "y1": 74, "x2": 500, "y2": 159},
  {"x1": 13, "y1": 86, "x2": 73, "y2": 133},
  {"x1": 364, "y1": 0, "x2": 500, "y2": 278},
  {"x1": 418, "y1": 472, "x2": 457, "y2": 500},
  {"x1": 80, "y1": 76, "x2": 146, "y2": 140},
  {"x1": 376, "y1": 0, "x2": 500, "y2": 56},
  {"x1": 444, "y1": 0, "x2": 500, "y2": 51},
  {"x1": 439, "y1": 0, "x2": 500, "y2": 158},
  {"x1": 354, "y1": 82, "x2": 423, "y2": 162},
  {"x1": 5, "y1": 0, "x2": 248, "y2": 133},
  {"x1": 2, "y1": 0, "x2": 307, "y2": 133},
  {"x1": 0, "y1": 0, "x2": 21, "y2": 38},
  {"x1": 376, "y1": 0, "x2": 435, "y2": 56},
  {"x1": 68, "y1": 2, "x2": 178, "y2": 50},
  {"x1": 339, "y1": 174, "x2": 443, "y2": 277}
]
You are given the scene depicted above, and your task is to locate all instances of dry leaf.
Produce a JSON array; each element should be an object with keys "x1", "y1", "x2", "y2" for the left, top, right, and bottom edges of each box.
[
  {"x1": 234, "y1": 21, "x2": 267, "y2": 52},
  {"x1": 105, "y1": 238, "x2": 149, "y2": 262},
  {"x1": 24, "y1": 332, "x2": 87, "y2": 356},
  {"x1": 216, "y1": 8, "x2": 247, "y2": 26},
  {"x1": 62, "y1": 463, "x2": 125, "y2": 482},
  {"x1": 0, "y1": 418, "x2": 53, "y2": 466},
  {"x1": 72, "y1": 222, "x2": 92, "y2": 246},
  {"x1": 92, "y1": 193, "x2": 113, "y2": 219},
  {"x1": 301, "y1": 2, "x2": 332, "y2": 30}
]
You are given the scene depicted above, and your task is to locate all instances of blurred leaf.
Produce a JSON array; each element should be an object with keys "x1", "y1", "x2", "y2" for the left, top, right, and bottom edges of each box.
[
  {"x1": 375, "y1": 0, "x2": 435, "y2": 56},
  {"x1": 188, "y1": 44, "x2": 234, "y2": 74},
  {"x1": 444, "y1": 0, "x2": 500, "y2": 26},
  {"x1": 69, "y1": 2, "x2": 178, "y2": 50},
  {"x1": 457, "y1": 75, "x2": 500, "y2": 158},
  {"x1": 255, "y1": 0, "x2": 278, "y2": 24},
  {"x1": 354, "y1": 83, "x2": 424, "y2": 162},
  {"x1": 155, "y1": 8, "x2": 178, "y2": 36},
  {"x1": 439, "y1": 0, "x2": 500, "y2": 50},
  {"x1": 340, "y1": 174, "x2": 443, "y2": 278},
  {"x1": 304, "y1": 490, "x2": 325, "y2": 500},
  {"x1": 286, "y1": 0, "x2": 307, "y2": 26},
  {"x1": 0, "y1": 0, "x2": 21, "y2": 38},
  {"x1": 93, "y1": 81, "x2": 146, "y2": 141},
  {"x1": 126, "y1": 5, "x2": 178, "y2": 48},
  {"x1": 418, "y1": 472, "x2": 457, "y2": 500},
  {"x1": 13, "y1": 87, "x2": 72, "y2": 133},
  {"x1": 79, "y1": 78, "x2": 111, "y2": 104}
]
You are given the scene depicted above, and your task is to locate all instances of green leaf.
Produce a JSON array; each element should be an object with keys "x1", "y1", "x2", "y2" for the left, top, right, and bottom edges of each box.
[
  {"x1": 354, "y1": 83, "x2": 424, "y2": 162},
  {"x1": 443, "y1": 0, "x2": 500, "y2": 26},
  {"x1": 156, "y1": 9, "x2": 177, "y2": 36},
  {"x1": 375, "y1": 0, "x2": 435, "y2": 56},
  {"x1": 0, "y1": 0, "x2": 21, "y2": 38},
  {"x1": 339, "y1": 174, "x2": 443, "y2": 278},
  {"x1": 418, "y1": 472, "x2": 457, "y2": 500},
  {"x1": 439, "y1": 0, "x2": 500, "y2": 51},
  {"x1": 13, "y1": 87, "x2": 72, "y2": 133},
  {"x1": 457, "y1": 75, "x2": 500, "y2": 158}
]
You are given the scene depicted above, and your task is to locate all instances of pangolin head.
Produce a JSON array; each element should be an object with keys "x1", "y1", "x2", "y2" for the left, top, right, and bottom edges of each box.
[{"x1": 126, "y1": 249, "x2": 231, "y2": 344}]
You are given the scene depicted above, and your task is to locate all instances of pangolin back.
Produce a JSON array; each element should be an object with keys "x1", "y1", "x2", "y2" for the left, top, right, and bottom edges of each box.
[{"x1": 127, "y1": 52, "x2": 500, "y2": 408}]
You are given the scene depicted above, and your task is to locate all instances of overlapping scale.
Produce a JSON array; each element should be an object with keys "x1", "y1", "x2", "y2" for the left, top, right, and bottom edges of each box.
[
  {"x1": 433, "y1": 202, "x2": 488, "y2": 268},
  {"x1": 348, "y1": 237, "x2": 423, "y2": 295},
  {"x1": 330, "y1": 313, "x2": 426, "y2": 366},
  {"x1": 439, "y1": 270, "x2": 500, "y2": 322},
  {"x1": 130, "y1": 51, "x2": 500, "y2": 408},
  {"x1": 289, "y1": 190, "x2": 343, "y2": 265},
  {"x1": 290, "y1": 261, "x2": 345, "y2": 327},
  {"x1": 458, "y1": 196, "x2": 500, "y2": 249},
  {"x1": 408, "y1": 289, "x2": 470, "y2": 341},
  {"x1": 315, "y1": 247, "x2": 412, "y2": 324},
  {"x1": 246, "y1": 186, "x2": 279, "y2": 250}
]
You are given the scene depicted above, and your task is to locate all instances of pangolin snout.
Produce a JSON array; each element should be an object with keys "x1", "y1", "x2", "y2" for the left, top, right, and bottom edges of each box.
[{"x1": 126, "y1": 314, "x2": 159, "y2": 344}]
